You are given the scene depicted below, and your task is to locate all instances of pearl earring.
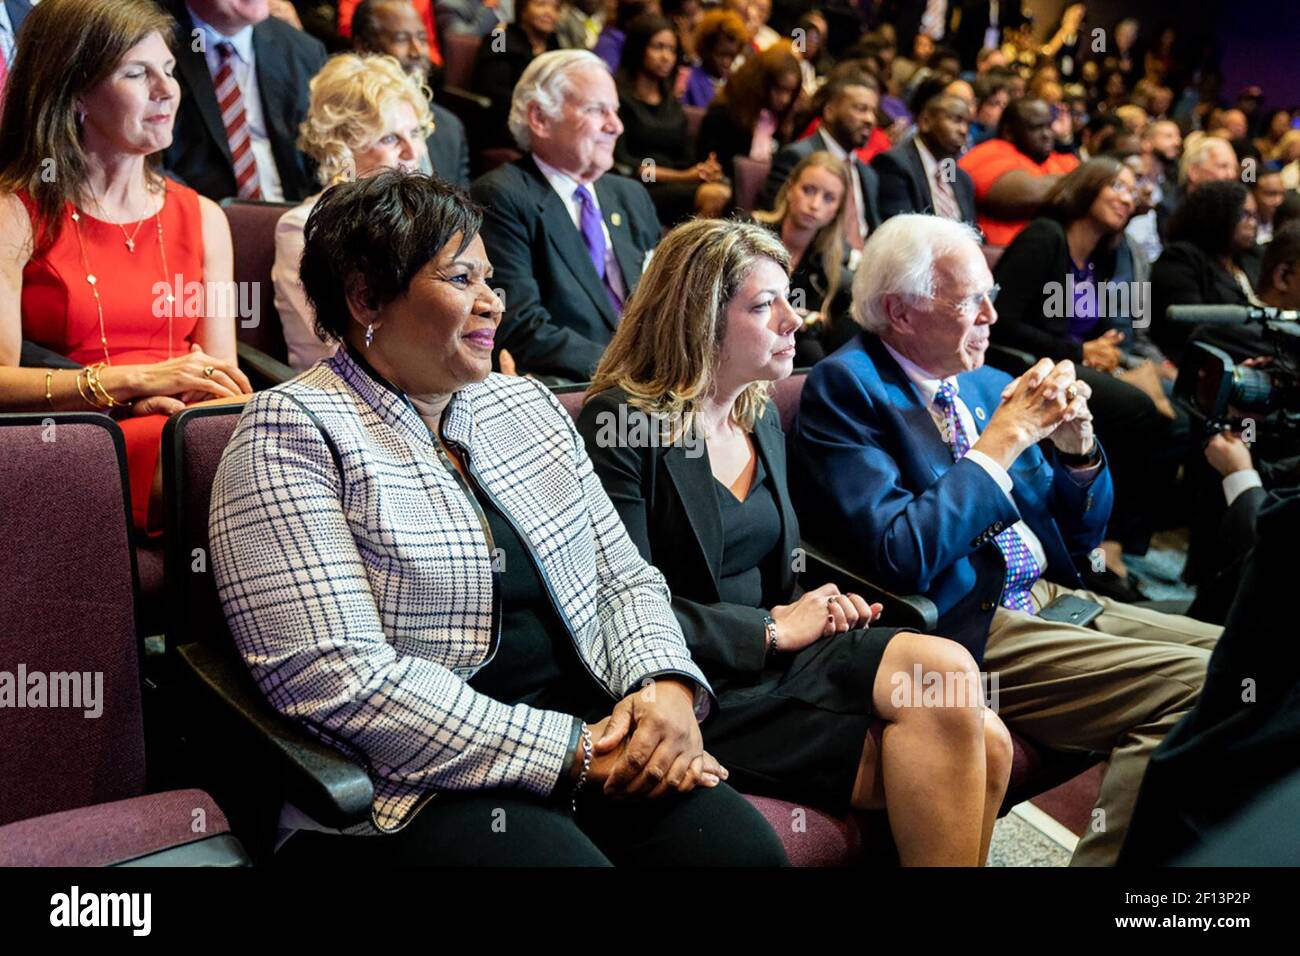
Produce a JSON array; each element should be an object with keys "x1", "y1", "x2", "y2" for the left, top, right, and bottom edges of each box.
[{"x1": 364, "y1": 323, "x2": 374, "y2": 348}]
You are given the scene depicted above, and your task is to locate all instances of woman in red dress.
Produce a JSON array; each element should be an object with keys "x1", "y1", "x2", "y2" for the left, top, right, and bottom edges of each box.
[{"x1": 0, "y1": 0, "x2": 251, "y2": 531}]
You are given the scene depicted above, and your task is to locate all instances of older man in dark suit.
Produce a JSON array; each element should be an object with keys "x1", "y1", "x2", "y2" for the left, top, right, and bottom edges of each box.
[
  {"x1": 471, "y1": 49, "x2": 660, "y2": 382},
  {"x1": 873, "y1": 93, "x2": 977, "y2": 224},
  {"x1": 165, "y1": 0, "x2": 327, "y2": 202},
  {"x1": 757, "y1": 73, "x2": 882, "y2": 250},
  {"x1": 350, "y1": 0, "x2": 470, "y2": 187}
]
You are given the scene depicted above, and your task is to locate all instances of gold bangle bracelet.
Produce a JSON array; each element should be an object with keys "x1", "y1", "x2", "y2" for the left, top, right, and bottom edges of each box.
[
  {"x1": 75, "y1": 368, "x2": 100, "y2": 408},
  {"x1": 44, "y1": 369, "x2": 54, "y2": 408},
  {"x1": 87, "y1": 362, "x2": 129, "y2": 408}
]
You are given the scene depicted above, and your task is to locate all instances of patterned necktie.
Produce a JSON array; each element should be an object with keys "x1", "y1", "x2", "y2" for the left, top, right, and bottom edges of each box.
[
  {"x1": 573, "y1": 184, "x2": 623, "y2": 314},
  {"x1": 214, "y1": 42, "x2": 262, "y2": 200},
  {"x1": 843, "y1": 172, "x2": 866, "y2": 250},
  {"x1": 932, "y1": 166, "x2": 962, "y2": 221},
  {"x1": 933, "y1": 381, "x2": 1040, "y2": 612}
]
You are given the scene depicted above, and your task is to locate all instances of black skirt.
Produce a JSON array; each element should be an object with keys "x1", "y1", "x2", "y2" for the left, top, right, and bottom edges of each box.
[{"x1": 701, "y1": 624, "x2": 904, "y2": 813}]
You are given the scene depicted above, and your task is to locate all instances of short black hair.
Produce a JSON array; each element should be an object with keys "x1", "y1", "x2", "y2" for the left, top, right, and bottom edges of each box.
[
  {"x1": 1167, "y1": 179, "x2": 1250, "y2": 256},
  {"x1": 1274, "y1": 190, "x2": 1300, "y2": 234},
  {"x1": 299, "y1": 170, "x2": 483, "y2": 343}
]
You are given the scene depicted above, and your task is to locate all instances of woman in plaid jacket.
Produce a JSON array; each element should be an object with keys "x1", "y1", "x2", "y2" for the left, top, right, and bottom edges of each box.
[{"x1": 208, "y1": 170, "x2": 786, "y2": 866}]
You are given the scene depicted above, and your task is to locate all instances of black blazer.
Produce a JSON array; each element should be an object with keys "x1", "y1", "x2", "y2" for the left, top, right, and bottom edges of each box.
[
  {"x1": 577, "y1": 387, "x2": 801, "y2": 690},
  {"x1": 427, "y1": 102, "x2": 471, "y2": 188},
  {"x1": 470, "y1": 156, "x2": 661, "y2": 381},
  {"x1": 991, "y1": 217, "x2": 1121, "y2": 365},
  {"x1": 696, "y1": 102, "x2": 789, "y2": 186},
  {"x1": 164, "y1": 3, "x2": 327, "y2": 202},
  {"x1": 756, "y1": 129, "x2": 881, "y2": 227},
  {"x1": 1149, "y1": 241, "x2": 1256, "y2": 361},
  {"x1": 871, "y1": 138, "x2": 977, "y2": 224}
]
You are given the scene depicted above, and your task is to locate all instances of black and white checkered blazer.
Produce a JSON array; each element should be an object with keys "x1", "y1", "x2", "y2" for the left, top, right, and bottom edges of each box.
[{"x1": 209, "y1": 346, "x2": 711, "y2": 833}]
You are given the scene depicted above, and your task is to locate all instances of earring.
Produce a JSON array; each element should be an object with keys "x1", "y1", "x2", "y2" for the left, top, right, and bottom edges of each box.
[{"x1": 364, "y1": 323, "x2": 374, "y2": 348}]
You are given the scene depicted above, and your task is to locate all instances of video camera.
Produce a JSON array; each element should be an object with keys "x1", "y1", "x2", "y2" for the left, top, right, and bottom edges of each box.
[{"x1": 1168, "y1": 305, "x2": 1300, "y2": 435}]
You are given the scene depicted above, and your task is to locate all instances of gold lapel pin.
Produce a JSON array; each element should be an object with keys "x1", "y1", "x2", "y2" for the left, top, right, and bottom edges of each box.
[{"x1": 610, "y1": 212, "x2": 622, "y2": 227}]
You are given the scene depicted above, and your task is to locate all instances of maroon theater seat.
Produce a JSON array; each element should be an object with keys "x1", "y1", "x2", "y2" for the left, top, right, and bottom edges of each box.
[
  {"x1": 0, "y1": 414, "x2": 247, "y2": 866},
  {"x1": 221, "y1": 199, "x2": 297, "y2": 386},
  {"x1": 442, "y1": 33, "x2": 483, "y2": 90}
]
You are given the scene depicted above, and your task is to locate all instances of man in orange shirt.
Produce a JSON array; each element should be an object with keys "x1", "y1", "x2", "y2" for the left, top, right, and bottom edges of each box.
[{"x1": 959, "y1": 98, "x2": 1079, "y2": 247}]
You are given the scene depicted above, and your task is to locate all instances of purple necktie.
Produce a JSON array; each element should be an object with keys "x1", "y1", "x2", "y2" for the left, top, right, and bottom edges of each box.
[
  {"x1": 574, "y1": 184, "x2": 623, "y2": 314},
  {"x1": 934, "y1": 381, "x2": 1041, "y2": 612}
]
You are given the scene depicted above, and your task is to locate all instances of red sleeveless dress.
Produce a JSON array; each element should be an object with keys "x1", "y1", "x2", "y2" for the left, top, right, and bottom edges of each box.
[{"x1": 21, "y1": 181, "x2": 205, "y2": 531}]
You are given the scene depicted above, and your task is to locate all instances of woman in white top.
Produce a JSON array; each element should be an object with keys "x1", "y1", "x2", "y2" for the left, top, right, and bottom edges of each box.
[{"x1": 273, "y1": 53, "x2": 433, "y2": 371}]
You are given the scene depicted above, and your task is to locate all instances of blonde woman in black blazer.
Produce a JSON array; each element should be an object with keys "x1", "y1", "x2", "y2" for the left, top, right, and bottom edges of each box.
[
  {"x1": 209, "y1": 171, "x2": 786, "y2": 867},
  {"x1": 578, "y1": 218, "x2": 1014, "y2": 866}
]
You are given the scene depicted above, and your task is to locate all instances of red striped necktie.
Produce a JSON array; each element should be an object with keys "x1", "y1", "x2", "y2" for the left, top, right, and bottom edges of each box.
[{"x1": 214, "y1": 42, "x2": 262, "y2": 200}]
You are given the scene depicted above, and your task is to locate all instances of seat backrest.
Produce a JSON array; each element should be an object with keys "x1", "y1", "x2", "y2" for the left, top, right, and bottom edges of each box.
[
  {"x1": 222, "y1": 199, "x2": 296, "y2": 364},
  {"x1": 0, "y1": 415, "x2": 146, "y2": 825},
  {"x1": 732, "y1": 156, "x2": 771, "y2": 216},
  {"x1": 770, "y1": 372, "x2": 806, "y2": 433},
  {"x1": 982, "y1": 243, "x2": 1006, "y2": 270},
  {"x1": 163, "y1": 406, "x2": 244, "y2": 654},
  {"x1": 552, "y1": 386, "x2": 587, "y2": 422},
  {"x1": 442, "y1": 33, "x2": 482, "y2": 89}
]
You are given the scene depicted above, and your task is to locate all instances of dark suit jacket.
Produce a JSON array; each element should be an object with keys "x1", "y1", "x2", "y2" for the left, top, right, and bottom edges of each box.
[
  {"x1": 164, "y1": 4, "x2": 327, "y2": 202},
  {"x1": 696, "y1": 102, "x2": 763, "y2": 186},
  {"x1": 1122, "y1": 486, "x2": 1300, "y2": 864},
  {"x1": 470, "y1": 23, "x2": 558, "y2": 149},
  {"x1": 789, "y1": 332, "x2": 1113, "y2": 657},
  {"x1": 427, "y1": 102, "x2": 470, "y2": 187},
  {"x1": 757, "y1": 129, "x2": 881, "y2": 230},
  {"x1": 577, "y1": 388, "x2": 800, "y2": 690},
  {"x1": 470, "y1": 155, "x2": 660, "y2": 380},
  {"x1": 1149, "y1": 240, "x2": 1254, "y2": 361},
  {"x1": 871, "y1": 138, "x2": 977, "y2": 224}
]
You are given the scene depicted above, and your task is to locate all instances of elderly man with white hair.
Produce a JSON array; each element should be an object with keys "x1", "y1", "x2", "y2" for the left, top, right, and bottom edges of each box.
[
  {"x1": 470, "y1": 49, "x2": 661, "y2": 381},
  {"x1": 789, "y1": 214, "x2": 1221, "y2": 866}
]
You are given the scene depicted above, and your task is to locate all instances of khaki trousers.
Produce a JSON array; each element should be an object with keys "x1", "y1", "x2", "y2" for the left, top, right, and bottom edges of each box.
[{"x1": 983, "y1": 579, "x2": 1221, "y2": 866}]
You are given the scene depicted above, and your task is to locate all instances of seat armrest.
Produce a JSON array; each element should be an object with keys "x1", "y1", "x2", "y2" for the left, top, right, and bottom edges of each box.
[
  {"x1": 19, "y1": 340, "x2": 83, "y2": 369},
  {"x1": 115, "y1": 833, "x2": 250, "y2": 867},
  {"x1": 175, "y1": 641, "x2": 374, "y2": 829},
  {"x1": 799, "y1": 541, "x2": 939, "y2": 632},
  {"x1": 237, "y1": 340, "x2": 296, "y2": 388}
]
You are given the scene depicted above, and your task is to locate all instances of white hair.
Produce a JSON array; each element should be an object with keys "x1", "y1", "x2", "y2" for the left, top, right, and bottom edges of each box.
[
  {"x1": 852, "y1": 215, "x2": 985, "y2": 333},
  {"x1": 508, "y1": 49, "x2": 609, "y2": 151},
  {"x1": 1179, "y1": 135, "x2": 1237, "y2": 186}
]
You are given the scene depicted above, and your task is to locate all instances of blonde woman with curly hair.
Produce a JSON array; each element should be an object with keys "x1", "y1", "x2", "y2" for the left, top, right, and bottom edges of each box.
[
  {"x1": 576, "y1": 218, "x2": 1014, "y2": 866},
  {"x1": 272, "y1": 53, "x2": 434, "y2": 370}
]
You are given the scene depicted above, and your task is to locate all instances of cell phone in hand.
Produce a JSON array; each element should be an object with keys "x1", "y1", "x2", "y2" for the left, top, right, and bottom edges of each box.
[{"x1": 1037, "y1": 593, "x2": 1104, "y2": 628}]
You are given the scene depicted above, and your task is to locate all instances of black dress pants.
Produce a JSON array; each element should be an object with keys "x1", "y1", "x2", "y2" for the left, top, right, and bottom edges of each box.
[
  {"x1": 1077, "y1": 365, "x2": 1190, "y2": 552},
  {"x1": 275, "y1": 783, "x2": 789, "y2": 867}
]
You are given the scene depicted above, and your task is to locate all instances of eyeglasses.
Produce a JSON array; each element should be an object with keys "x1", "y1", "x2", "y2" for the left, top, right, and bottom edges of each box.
[
  {"x1": 1108, "y1": 179, "x2": 1139, "y2": 201},
  {"x1": 911, "y1": 284, "x2": 1000, "y2": 319}
]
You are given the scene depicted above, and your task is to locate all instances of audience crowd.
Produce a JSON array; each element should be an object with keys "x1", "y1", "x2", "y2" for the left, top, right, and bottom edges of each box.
[{"x1": 4, "y1": 0, "x2": 1300, "y2": 868}]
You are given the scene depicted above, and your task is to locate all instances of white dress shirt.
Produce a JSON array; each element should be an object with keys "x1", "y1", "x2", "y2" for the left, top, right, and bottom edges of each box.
[
  {"x1": 187, "y1": 5, "x2": 285, "y2": 201},
  {"x1": 883, "y1": 341, "x2": 1050, "y2": 572},
  {"x1": 1223, "y1": 468, "x2": 1263, "y2": 507},
  {"x1": 0, "y1": 3, "x2": 16, "y2": 74},
  {"x1": 819, "y1": 128, "x2": 869, "y2": 243},
  {"x1": 531, "y1": 153, "x2": 628, "y2": 303}
]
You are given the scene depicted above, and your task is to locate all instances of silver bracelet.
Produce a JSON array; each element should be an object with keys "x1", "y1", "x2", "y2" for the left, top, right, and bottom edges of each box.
[
  {"x1": 572, "y1": 722, "x2": 593, "y2": 814},
  {"x1": 763, "y1": 614, "x2": 779, "y2": 656}
]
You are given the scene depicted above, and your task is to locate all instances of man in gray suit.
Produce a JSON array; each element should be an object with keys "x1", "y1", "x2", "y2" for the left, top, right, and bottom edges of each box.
[{"x1": 352, "y1": 0, "x2": 470, "y2": 187}]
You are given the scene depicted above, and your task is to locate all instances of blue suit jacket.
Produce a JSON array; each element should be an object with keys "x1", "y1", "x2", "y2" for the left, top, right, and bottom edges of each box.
[{"x1": 789, "y1": 333, "x2": 1114, "y2": 659}]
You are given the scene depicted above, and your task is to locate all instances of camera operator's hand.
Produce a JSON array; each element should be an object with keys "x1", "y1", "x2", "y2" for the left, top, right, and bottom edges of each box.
[
  {"x1": 974, "y1": 358, "x2": 1079, "y2": 470},
  {"x1": 1205, "y1": 430, "x2": 1254, "y2": 477}
]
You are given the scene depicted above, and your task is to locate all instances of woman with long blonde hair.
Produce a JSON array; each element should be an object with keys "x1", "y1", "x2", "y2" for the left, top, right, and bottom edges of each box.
[
  {"x1": 577, "y1": 218, "x2": 1014, "y2": 866},
  {"x1": 272, "y1": 53, "x2": 434, "y2": 371},
  {"x1": 754, "y1": 151, "x2": 856, "y2": 364}
]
